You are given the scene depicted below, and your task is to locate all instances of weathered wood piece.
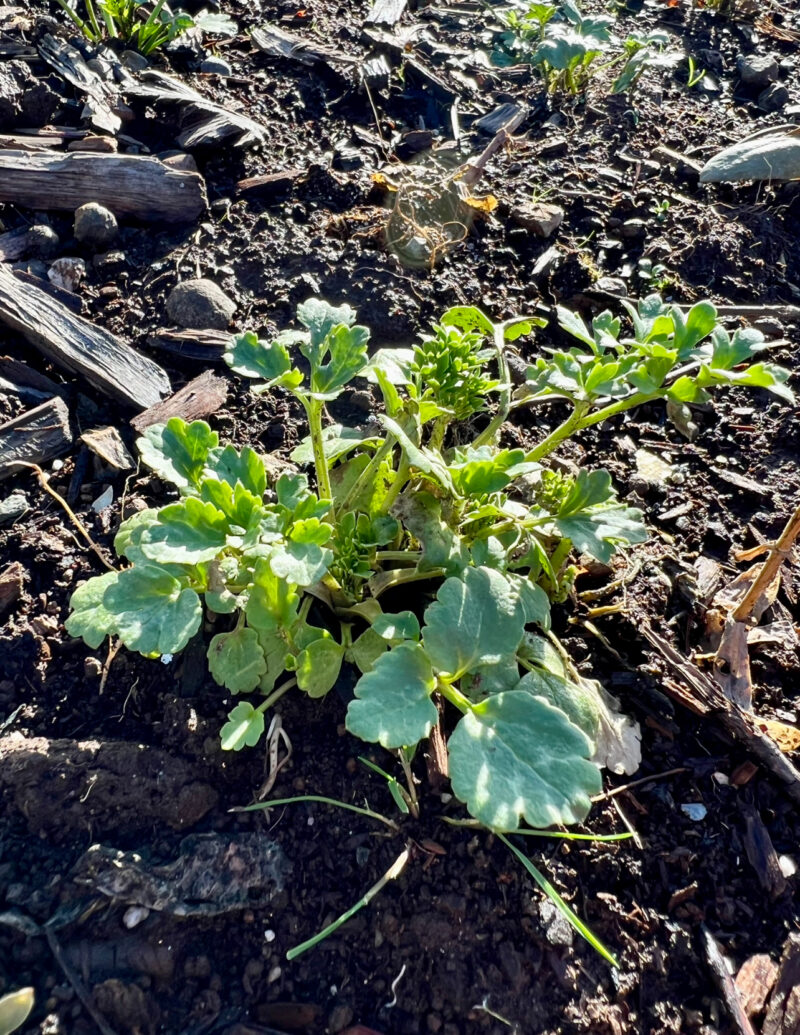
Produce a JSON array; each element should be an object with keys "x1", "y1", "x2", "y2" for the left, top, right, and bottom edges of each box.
[
  {"x1": 235, "y1": 168, "x2": 305, "y2": 196},
  {"x1": 641, "y1": 621, "x2": 800, "y2": 808},
  {"x1": 0, "y1": 129, "x2": 87, "y2": 152},
  {"x1": 0, "y1": 264, "x2": 171, "y2": 409},
  {"x1": 251, "y1": 24, "x2": 358, "y2": 68},
  {"x1": 763, "y1": 935, "x2": 800, "y2": 1035},
  {"x1": 0, "y1": 561, "x2": 24, "y2": 615},
  {"x1": 131, "y1": 370, "x2": 228, "y2": 433},
  {"x1": 365, "y1": 0, "x2": 407, "y2": 27},
  {"x1": 126, "y1": 71, "x2": 267, "y2": 149},
  {"x1": 741, "y1": 804, "x2": 787, "y2": 899},
  {"x1": 0, "y1": 229, "x2": 29, "y2": 262},
  {"x1": 0, "y1": 355, "x2": 64, "y2": 402},
  {"x1": 146, "y1": 327, "x2": 230, "y2": 362},
  {"x1": 0, "y1": 150, "x2": 207, "y2": 223},
  {"x1": 703, "y1": 926, "x2": 759, "y2": 1035},
  {"x1": 38, "y1": 34, "x2": 121, "y2": 134},
  {"x1": 736, "y1": 955, "x2": 779, "y2": 1019},
  {"x1": 0, "y1": 396, "x2": 72, "y2": 480},
  {"x1": 81, "y1": 426, "x2": 135, "y2": 470}
]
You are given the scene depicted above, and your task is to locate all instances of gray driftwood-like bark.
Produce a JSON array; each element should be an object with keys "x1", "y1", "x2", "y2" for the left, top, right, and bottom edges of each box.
[
  {"x1": 126, "y1": 70, "x2": 268, "y2": 149},
  {"x1": 0, "y1": 264, "x2": 171, "y2": 409},
  {"x1": 0, "y1": 396, "x2": 72, "y2": 480},
  {"x1": 365, "y1": 0, "x2": 407, "y2": 26},
  {"x1": 38, "y1": 33, "x2": 121, "y2": 134},
  {"x1": 0, "y1": 150, "x2": 207, "y2": 222}
]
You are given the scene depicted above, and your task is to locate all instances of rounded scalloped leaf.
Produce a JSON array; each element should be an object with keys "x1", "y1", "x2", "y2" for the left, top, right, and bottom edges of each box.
[
  {"x1": 208, "y1": 626, "x2": 266, "y2": 694},
  {"x1": 448, "y1": 691, "x2": 602, "y2": 832},
  {"x1": 422, "y1": 566, "x2": 528, "y2": 677},
  {"x1": 346, "y1": 642, "x2": 437, "y2": 749},
  {"x1": 103, "y1": 565, "x2": 202, "y2": 656},
  {"x1": 220, "y1": 701, "x2": 265, "y2": 751},
  {"x1": 65, "y1": 570, "x2": 121, "y2": 649}
]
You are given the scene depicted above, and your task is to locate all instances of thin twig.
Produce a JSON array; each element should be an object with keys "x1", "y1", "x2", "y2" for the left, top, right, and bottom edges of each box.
[
  {"x1": 702, "y1": 925, "x2": 758, "y2": 1035},
  {"x1": 44, "y1": 925, "x2": 121, "y2": 1035},
  {"x1": 592, "y1": 767, "x2": 688, "y2": 803},
  {"x1": 732, "y1": 504, "x2": 800, "y2": 623},
  {"x1": 17, "y1": 461, "x2": 116, "y2": 572}
]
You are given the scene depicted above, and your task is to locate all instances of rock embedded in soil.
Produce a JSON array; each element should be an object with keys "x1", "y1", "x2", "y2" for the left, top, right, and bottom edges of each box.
[
  {"x1": 48, "y1": 256, "x2": 86, "y2": 292},
  {"x1": 200, "y1": 56, "x2": 233, "y2": 75},
  {"x1": 166, "y1": 278, "x2": 236, "y2": 329},
  {"x1": 0, "y1": 733, "x2": 219, "y2": 840},
  {"x1": 758, "y1": 83, "x2": 789, "y2": 113},
  {"x1": 511, "y1": 201, "x2": 564, "y2": 238},
  {"x1": 74, "y1": 202, "x2": 118, "y2": 249},
  {"x1": 21, "y1": 83, "x2": 60, "y2": 126},
  {"x1": 24, "y1": 224, "x2": 60, "y2": 260},
  {"x1": 737, "y1": 54, "x2": 779, "y2": 87}
]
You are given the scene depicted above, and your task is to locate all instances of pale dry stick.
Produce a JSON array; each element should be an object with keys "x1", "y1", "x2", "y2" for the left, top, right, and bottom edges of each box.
[
  {"x1": 702, "y1": 925, "x2": 758, "y2": 1035},
  {"x1": 16, "y1": 461, "x2": 116, "y2": 572},
  {"x1": 592, "y1": 767, "x2": 688, "y2": 803},
  {"x1": 731, "y1": 503, "x2": 800, "y2": 624},
  {"x1": 98, "y1": 637, "x2": 123, "y2": 695},
  {"x1": 256, "y1": 714, "x2": 293, "y2": 800}
]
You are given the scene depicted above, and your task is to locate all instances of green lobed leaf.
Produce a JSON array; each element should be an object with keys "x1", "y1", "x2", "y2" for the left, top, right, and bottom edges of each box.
[
  {"x1": 103, "y1": 564, "x2": 202, "y2": 655},
  {"x1": 206, "y1": 444, "x2": 268, "y2": 497},
  {"x1": 114, "y1": 508, "x2": 160, "y2": 564},
  {"x1": 296, "y1": 637, "x2": 344, "y2": 697},
  {"x1": 439, "y1": 305, "x2": 494, "y2": 336},
  {"x1": 224, "y1": 330, "x2": 303, "y2": 388},
  {"x1": 346, "y1": 642, "x2": 438, "y2": 749},
  {"x1": 221, "y1": 701, "x2": 265, "y2": 751},
  {"x1": 448, "y1": 691, "x2": 602, "y2": 831},
  {"x1": 140, "y1": 496, "x2": 229, "y2": 564},
  {"x1": 422, "y1": 566, "x2": 528, "y2": 677},
  {"x1": 290, "y1": 424, "x2": 382, "y2": 467},
  {"x1": 269, "y1": 541, "x2": 333, "y2": 586},
  {"x1": 207, "y1": 625, "x2": 266, "y2": 693},
  {"x1": 137, "y1": 418, "x2": 219, "y2": 491},
  {"x1": 554, "y1": 470, "x2": 647, "y2": 564},
  {"x1": 309, "y1": 323, "x2": 371, "y2": 399},
  {"x1": 246, "y1": 557, "x2": 299, "y2": 633},
  {"x1": 372, "y1": 611, "x2": 420, "y2": 643},
  {"x1": 392, "y1": 491, "x2": 469, "y2": 575},
  {"x1": 348, "y1": 627, "x2": 387, "y2": 673},
  {"x1": 297, "y1": 298, "x2": 356, "y2": 345},
  {"x1": 65, "y1": 571, "x2": 121, "y2": 648}
]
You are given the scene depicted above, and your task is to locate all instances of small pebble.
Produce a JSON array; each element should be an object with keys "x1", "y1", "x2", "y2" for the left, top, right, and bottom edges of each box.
[
  {"x1": 200, "y1": 56, "x2": 233, "y2": 75},
  {"x1": 74, "y1": 202, "x2": 118, "y2": 250}
]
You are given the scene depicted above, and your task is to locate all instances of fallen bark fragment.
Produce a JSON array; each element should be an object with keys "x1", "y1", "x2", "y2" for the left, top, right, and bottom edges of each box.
[
  {"x1": 0, "y1": 732, "x2": 219, "y2": 841},
  {"x1": 38, "y1": 34, "x2": 121, "y2": 134},
  {"x1": 741, "y1": 804, "x2": 788, "y2": 899},
  {"x1": 365, "y1": 0, "x2": 407, "y2": 26},
  {"x1": 130, "y1": 369, "x2": 228, "y2": 432},
  {"x1": 0, "y1": 263, "x2": 171, "y2": 409},
  {"x1": 0, "y1": 396, "x2": 72, "y2": 480},
  {"x1": 641, "y1": 620, "x2": 800, "y2": 808},
  {"x1": 0, "y1": 150, "x2": 207, "y2": 222},
  {"x1": 146, "y1": 326, "x2": 231, "y2": 362},
  {"x1": 736, "y1": 955, "x2": 779, "y2": 1019},
  {"x1": 251, "y1": 23, "x2": 357, "y2": 69},
  {"x1": 126, "y1": 70, "x2": 268, "y2": 149},
  {"x1": 703, "y1": 926, "x2": 759, "y2": 1035},
  {"x1": 0, "y1": 561, "x2": 25, "y2": 614},
  {"x1": 700, "y1": 126, "x2": 800, "y2": 183},
  {"x1": 81, "y1": 426, "x2": 135, "y2": 471},
  {"x1": 763, "y1": 934, "x2": 800, "y2": 1035},
  {"x1": 235, "y1": 167, "x2": 305, "y2": 197}
]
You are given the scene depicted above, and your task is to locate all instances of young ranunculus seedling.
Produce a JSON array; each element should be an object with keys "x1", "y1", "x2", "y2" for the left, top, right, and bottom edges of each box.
[{"x1": 67, "y1": 295, "x2": 791, "y2": 840}]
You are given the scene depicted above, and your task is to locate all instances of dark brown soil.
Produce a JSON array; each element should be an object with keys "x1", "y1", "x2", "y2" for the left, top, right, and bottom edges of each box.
[{"x1": 2, "y1": 1, "x2": 800, "y2": 1033}]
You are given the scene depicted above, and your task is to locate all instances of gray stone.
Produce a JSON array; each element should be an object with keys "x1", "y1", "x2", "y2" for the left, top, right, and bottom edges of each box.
[
  {"x1": 24, "y1": 225, "x2": 60, "y2": 260},
  {"x1": 48, "y1": 257, "x2": 86, "y2": 293},
  {"x1": 511, "y1": 201, "x2": 564, "y2": 238},
  {"x1": 21, "y1": 84, "x2": 60, "y2": 126},
  {"x1": 199, "y1": 56, "x2": 233, "y2": 76},
  {"x1": 593, "y1": 276, "x2": 628, "y2": 297},
  {"x1": 621, "y1": 218, "x2": 647, "y2": 239},
  {"x1": 120, "y1": 49, "x2": 149, "y2": 71},
  {"x1": 737, "y1": 54, "x2": 779, "y2": 87},
  {"x1": 74, "y1": 203, "x2": 118, "y2": 249},
  {"x1": 93, "y1": 250, "x2": 127, "y2": 277},
  {"x1": 758, "y1": 83, "x2": 789, "y2": 113},
  {"x1": 166, "y1": 278, "x2": 236, "y2": 330}
]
